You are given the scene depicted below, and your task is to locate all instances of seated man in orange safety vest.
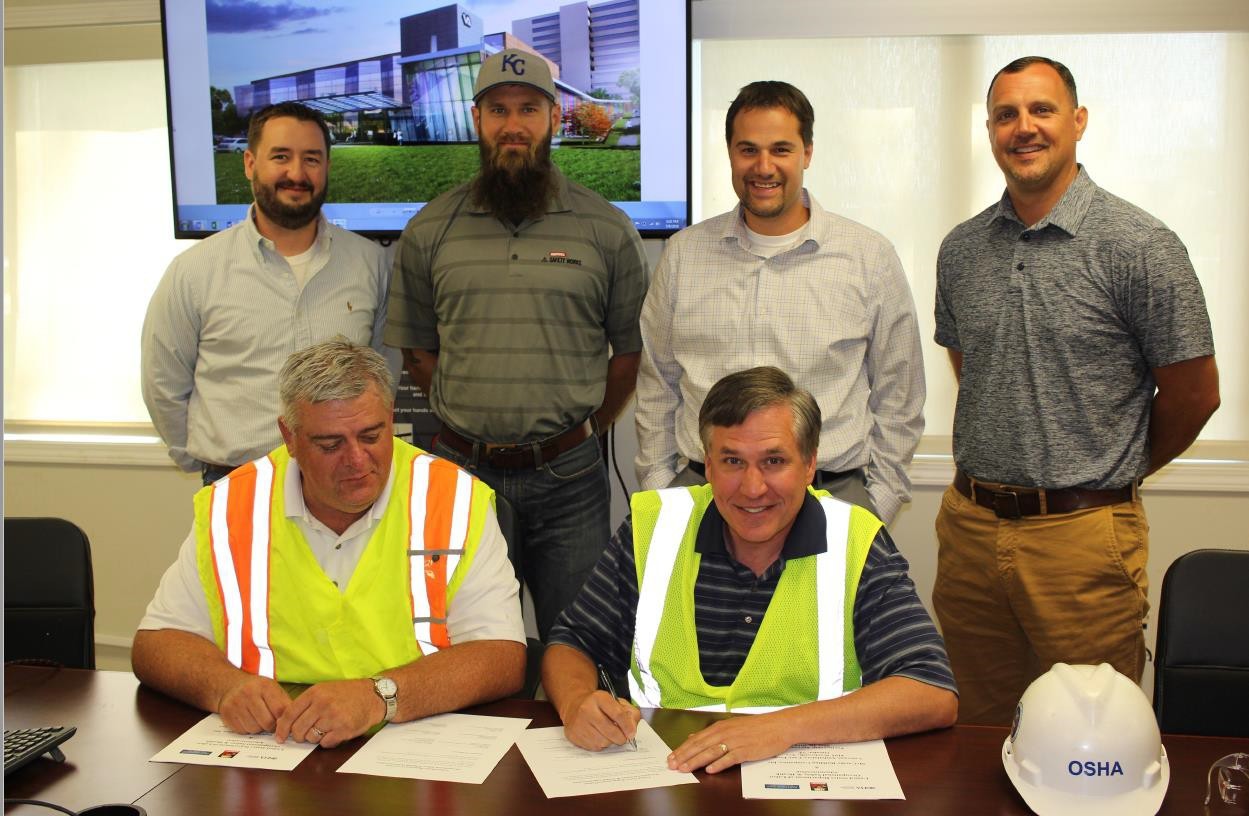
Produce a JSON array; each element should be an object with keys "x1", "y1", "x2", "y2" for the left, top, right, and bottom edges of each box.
[
  {"x1": 543, "y1": 366, "x2": 958, "y2": 772},
  {"x1": 134, "y1": 339, "x2": 525, "y2": 748}
]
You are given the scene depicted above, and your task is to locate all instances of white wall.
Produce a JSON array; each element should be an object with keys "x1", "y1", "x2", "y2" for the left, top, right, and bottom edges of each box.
[
  {"x1": 5, "y1": 462, "x2": 202, "y2": 670},
  {"x1": 692, "y1": 0, "x2": 1249, "y2": 38}
]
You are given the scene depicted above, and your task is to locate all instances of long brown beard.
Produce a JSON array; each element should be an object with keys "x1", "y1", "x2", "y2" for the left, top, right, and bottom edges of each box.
[{"x1": 471, "y1": 135, "x2": 556, "y2": 224}]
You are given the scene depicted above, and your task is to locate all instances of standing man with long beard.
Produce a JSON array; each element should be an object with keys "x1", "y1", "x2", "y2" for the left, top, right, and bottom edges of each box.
[
  {"x1": 385, "y1": 49, "x2": 648, "y2": 641},
  {"x1": 143, "y1": 102, "x2": 392, "y2": 485}
]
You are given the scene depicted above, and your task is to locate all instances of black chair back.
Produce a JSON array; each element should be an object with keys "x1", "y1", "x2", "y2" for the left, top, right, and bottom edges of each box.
[
  {"x1": 4, "y1": 517, "x2": 96, "y2": 669},
  {"x1": 1153, "y1": 548, "x2": 1249, "y2": 737}
]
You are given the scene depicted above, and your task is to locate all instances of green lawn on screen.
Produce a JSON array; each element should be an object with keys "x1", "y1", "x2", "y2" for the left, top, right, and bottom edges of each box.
[{"x1": 214, "y1": 144, "x2": 641, "y2": 205}]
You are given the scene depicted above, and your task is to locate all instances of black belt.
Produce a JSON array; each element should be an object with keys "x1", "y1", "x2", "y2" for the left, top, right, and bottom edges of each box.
[
  {"x1": 686, "y1": 460, "x2": 858, "y2": 485},
  {"x1": 201, "y1": 462, "x2": 239, "y2": 484},
  {"x1": 439, "y1": 421, "x2": 595, "y2": 470},
  {"x1": 954, "y1": 469, "x2": 1135, "y2": 520}
]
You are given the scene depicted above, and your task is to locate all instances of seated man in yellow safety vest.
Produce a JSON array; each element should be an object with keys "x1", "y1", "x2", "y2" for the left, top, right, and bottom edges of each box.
[
  {"x1": 543, "y1": 366, "x2": 958, "y2": 772},
  {"x1": 134, "y1": 339, "x2": 526, "y2": 748}
]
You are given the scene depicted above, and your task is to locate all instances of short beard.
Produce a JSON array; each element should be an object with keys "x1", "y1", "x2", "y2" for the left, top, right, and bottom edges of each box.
[
  {"x1": 739, "y1": 175, "x2": 788, "y2": 222},
  {"x1": 742, "y1": 198, "x2": 786, "y2": 221},
  {"x1": 252, "y1": 177, "x2": 326, "y2": 231},
  {"x1": 471, "y1": 136, "x2": 555, "y2": 224}
]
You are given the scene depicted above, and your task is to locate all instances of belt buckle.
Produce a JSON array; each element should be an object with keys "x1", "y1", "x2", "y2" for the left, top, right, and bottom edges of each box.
[
  {"x1": 992, "y1": 491, "x2": 1022, "y2": 520},
  {"x1": 485, "y1": 444, "x2": 525, "y2": 466}
]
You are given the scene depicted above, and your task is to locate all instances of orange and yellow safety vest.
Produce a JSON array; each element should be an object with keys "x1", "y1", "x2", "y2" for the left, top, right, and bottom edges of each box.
[{"x1": 193, "y1": 440, "x2": 493, "y2": 684}]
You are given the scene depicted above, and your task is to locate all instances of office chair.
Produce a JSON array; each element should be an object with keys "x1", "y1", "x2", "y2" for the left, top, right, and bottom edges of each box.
[
  {"x1": 1152, "y1": 548, "x2": 1249, "y2": 737},
  {"x1": 4, "y1": 516, "x2": 97, "y2": 669},
  {"x1": 492, "y1": 495, "x2": 545, "y2": 699}
]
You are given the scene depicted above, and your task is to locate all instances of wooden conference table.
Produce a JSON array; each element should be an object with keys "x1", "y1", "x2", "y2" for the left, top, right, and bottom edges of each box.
[{"x1": 4, "y1": 665, "x2": 1245, "y2": 815}]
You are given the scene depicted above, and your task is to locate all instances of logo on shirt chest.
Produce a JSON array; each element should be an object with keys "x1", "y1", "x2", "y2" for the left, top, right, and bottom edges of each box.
[{"x1": 541, "y1": 249, "x2": 582, "y2": 266}]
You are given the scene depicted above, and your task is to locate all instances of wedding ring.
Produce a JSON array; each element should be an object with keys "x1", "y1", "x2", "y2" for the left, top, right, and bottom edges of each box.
[
  {"x1": 718, "y1": 742, "x2": 729, "y2": 754},
  {"x1": 310, "y1": 726, "x2": 325, "y2": 741}
]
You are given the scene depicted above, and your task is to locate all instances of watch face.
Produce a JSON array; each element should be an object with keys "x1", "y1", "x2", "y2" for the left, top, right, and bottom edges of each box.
[{"x1": 376, "y1": 677, "x2": 398, "y2": 698}]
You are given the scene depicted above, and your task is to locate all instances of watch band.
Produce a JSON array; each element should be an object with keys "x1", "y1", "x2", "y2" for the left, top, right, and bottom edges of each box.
[{"x1": 370, "y1": 675, "x2": 398, "y2": 724}]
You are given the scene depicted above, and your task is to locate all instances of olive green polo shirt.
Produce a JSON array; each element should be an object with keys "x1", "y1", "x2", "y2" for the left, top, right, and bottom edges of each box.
[{"x1": 385, "y1": 169, "x2": 647, "y2": 442}]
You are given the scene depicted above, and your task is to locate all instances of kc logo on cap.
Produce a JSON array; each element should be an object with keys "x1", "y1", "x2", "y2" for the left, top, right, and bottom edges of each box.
[
  {"x1": 501, "y1": 53, "x2": 526, "y2": 76},
  {"x1": 474, "y1": 49, "x2": 556, "y2": 102}
]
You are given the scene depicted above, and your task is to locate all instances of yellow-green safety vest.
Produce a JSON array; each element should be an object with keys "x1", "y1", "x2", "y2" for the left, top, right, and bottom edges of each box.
[
  {"x1": 194, "y1": 439, "x2": 493, "y2": 684},
  {"x1": 627, "y1": 485, "x2": 880, "y2": 712}
]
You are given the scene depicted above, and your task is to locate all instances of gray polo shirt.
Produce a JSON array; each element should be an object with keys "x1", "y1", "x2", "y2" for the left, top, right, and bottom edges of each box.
[
  {"x1": 935, "y1": 167, "x2": 1214, "y2": 489},
  {"x1": 385, "y1": 168, "x2": 647, "y2": 442}
]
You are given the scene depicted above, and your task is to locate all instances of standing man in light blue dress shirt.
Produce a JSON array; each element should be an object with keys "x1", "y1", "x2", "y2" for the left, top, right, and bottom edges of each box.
[
  {"x1": 635, "y1": 81, "x2": 924, "y2": 524},
  {"x1": 143, "y1": 102, "x2": 393, "y2": 485}
]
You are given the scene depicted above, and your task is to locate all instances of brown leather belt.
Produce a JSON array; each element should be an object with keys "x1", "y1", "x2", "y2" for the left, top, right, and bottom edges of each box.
[
  {"x1": 438, "y1": 420, "x2": 595, "y2": 470},
  {"x1": 954, "y1": 469, "x2": 1135, "y2": 520}
]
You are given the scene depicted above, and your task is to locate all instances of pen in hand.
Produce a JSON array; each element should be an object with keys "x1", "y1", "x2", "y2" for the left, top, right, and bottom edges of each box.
[{"x1": 596, "y1": 664, "x2": 638, "y2": 751}]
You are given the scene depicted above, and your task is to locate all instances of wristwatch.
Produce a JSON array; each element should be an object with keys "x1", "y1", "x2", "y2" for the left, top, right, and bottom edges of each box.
[{"x1": 370, "y1": 675, "x2": 398, "y2": 724}]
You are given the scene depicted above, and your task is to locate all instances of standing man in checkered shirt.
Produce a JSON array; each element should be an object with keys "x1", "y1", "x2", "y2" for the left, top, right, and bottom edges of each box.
[{"x1": 634, "y1": 81, "x2": 924, "y2": 523}]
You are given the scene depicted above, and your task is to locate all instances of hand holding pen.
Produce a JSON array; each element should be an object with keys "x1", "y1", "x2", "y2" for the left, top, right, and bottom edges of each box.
[{"x1": 597, "y1": 664, "x2": 638, "y2": 751}]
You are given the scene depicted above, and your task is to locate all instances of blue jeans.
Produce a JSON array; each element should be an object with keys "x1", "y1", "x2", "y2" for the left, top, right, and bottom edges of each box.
[{"x1": 433, "y1": 433, "x2": 609, "y2": 642}]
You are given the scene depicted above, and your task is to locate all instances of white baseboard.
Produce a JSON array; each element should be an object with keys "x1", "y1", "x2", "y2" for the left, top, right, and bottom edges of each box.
[{"x1": 95, "y1": 635, "x2": 134, "y2": 672}]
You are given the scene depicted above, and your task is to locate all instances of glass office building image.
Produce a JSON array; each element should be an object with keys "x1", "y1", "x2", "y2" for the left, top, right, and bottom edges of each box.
[{"x1": 230, "y1": 3, "x2": 636, "y2": 145}]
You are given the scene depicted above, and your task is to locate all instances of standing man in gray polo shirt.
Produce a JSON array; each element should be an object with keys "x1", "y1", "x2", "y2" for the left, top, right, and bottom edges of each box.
[
  {"x1": 933, "y1": 56, "x2": 1219, "y2": 724},
  {"x1": 385, "y1": 50, "x2": 647, "y2": 641}
]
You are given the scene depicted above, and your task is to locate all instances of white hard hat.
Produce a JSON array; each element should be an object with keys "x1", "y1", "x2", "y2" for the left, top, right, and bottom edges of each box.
[{"x1": 1002, "y1": 663, "x2": 1169, "y2": 816}]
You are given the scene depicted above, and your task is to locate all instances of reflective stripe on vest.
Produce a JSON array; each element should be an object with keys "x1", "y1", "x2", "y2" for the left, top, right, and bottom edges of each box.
[
  {"x1": 205, "y1": 452, "x2": 474, "y2": 675},
  {"x1": 629, "y1": 488, "x2": 694, "y2": 707},
  {"x1": 208, "y1": 456, "x2": 277, "y2": 677},
  {"x1": 408, "y1": 454, "x2": 473, "y2": 654},
  {"x1": 815, "y1": 496, "x2": 850, "y2": 702},
  {"x1": 629, "y1": 488, "x2": 852, "y2": 711}
]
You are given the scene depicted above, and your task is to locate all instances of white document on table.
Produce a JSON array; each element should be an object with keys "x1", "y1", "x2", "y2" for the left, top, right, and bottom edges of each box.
[
  {"x1": 740, "y1": 739, "x2": 904, "y2": 799},
  {"x1": 335, "y1": 712, "x2": 531, "y2": 783},
  {"x1": 515, "y1": 719, "x2": 698, "y2": 798},
  {"x1": 149, "y1": 713, "x2": 316, "y2": 771}
]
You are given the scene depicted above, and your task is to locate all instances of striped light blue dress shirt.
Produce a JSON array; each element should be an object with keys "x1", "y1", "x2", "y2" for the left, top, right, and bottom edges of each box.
[{"x1": 141, "y1": 209, "x2": 391, "y2": 471}]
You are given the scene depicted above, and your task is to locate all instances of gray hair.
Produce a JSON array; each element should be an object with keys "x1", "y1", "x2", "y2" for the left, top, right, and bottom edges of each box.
[
  {"x1": 698, "y1": 367, "x2": 821, "y2": 462},
  {"x1": 279, "y1": 338, "x2": 395, "y2": 430}
]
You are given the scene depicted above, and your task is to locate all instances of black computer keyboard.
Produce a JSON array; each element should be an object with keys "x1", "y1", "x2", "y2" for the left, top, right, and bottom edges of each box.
[{"x1": 4, "y1": 726, "x2": 76, "y2": 775}]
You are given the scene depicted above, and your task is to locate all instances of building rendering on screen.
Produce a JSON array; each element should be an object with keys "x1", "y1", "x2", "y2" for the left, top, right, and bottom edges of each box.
[{"x1": 230, "y1": 2, "x2": 638, "y2": 144}]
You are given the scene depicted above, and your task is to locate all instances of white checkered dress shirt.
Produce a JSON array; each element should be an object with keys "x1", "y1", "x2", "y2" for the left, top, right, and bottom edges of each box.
[{"x1": 635, "y1": 191, "x2": 925, "y2": 523}]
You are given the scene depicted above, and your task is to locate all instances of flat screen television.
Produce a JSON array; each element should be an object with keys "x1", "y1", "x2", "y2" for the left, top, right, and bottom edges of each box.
[{"x1": 159, "y1": 0, "x2": 690, "y2": 239}]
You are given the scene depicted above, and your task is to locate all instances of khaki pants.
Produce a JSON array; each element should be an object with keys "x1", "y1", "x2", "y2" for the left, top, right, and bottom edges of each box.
[{"x1": 933, "y1": 484, "x2": 1149, "y2": 725}]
